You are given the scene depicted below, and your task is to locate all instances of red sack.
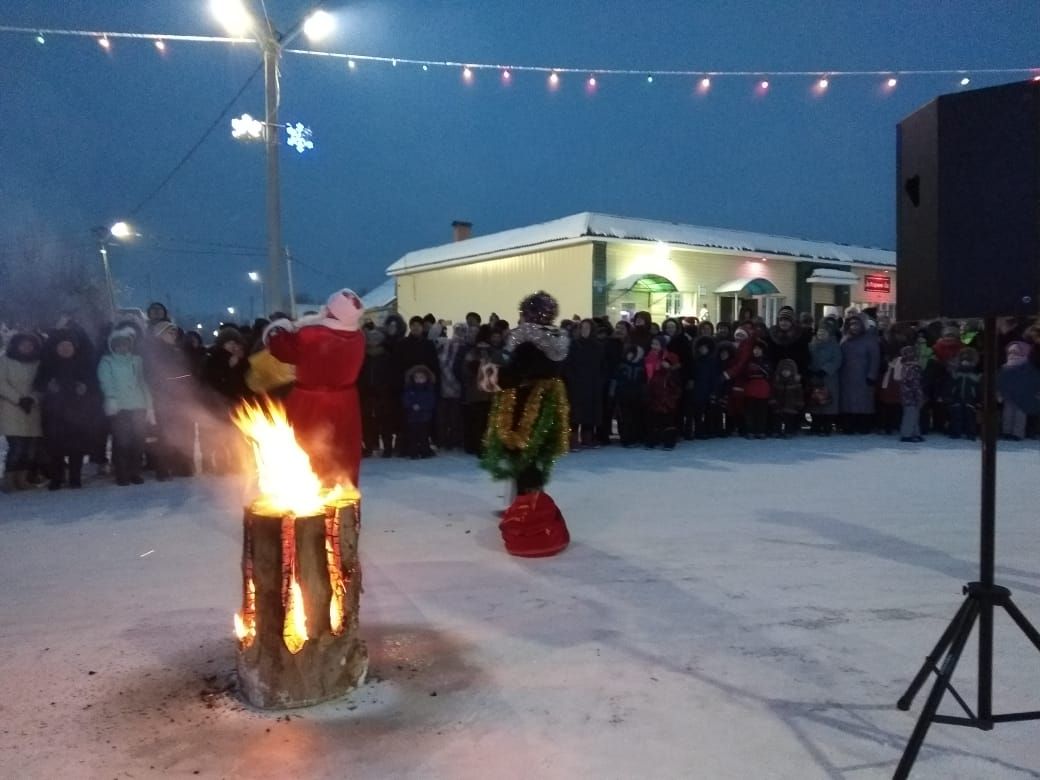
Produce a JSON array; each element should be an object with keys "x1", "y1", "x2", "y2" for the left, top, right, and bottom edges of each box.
[{"x1": 499, "y1": 492, "x2": 570, "y2": 557}]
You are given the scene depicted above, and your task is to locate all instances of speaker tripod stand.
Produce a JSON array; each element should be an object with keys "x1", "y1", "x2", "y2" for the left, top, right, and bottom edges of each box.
[{"x1": 893, "y1": 317, "x2": 1040, "y2": 779}]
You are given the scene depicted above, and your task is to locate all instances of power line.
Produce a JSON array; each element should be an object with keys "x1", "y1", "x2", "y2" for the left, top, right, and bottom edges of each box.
[
  {"x1": 128, "y1": 60, "x2": 263, "y2": 217},
  {"x1": 2, "y1": 24, "x2": 1035, "y2": 80}
]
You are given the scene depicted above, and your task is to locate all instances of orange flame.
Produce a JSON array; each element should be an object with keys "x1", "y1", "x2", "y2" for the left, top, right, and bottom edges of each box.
[
  {"x1": 232, "y1": 399, "x2": 359, "y2": 516},
  {"x1": 234, "y1": 577, "x2": 256, "y2": 646},
  {"x1": 283, "y1": 572, "x2": 308, "y2": 654}
]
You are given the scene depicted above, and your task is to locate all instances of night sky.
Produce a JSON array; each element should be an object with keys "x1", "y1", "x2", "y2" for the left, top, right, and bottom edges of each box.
[{"x1": 1, "y1": 0, "x2": 1036, "y2": 324}]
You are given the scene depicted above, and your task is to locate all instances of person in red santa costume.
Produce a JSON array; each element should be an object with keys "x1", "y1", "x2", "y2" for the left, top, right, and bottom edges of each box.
[{"x1": 263, "y1": 289, "x2": 365, "y2": 488}]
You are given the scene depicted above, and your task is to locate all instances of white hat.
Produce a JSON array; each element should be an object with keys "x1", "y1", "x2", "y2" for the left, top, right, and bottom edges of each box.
[{"x1": 325, "y1": 288, "x2": 364, "y2": 331}]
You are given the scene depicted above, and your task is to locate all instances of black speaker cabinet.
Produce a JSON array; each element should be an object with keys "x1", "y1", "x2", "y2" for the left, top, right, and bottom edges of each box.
[{"x1": 897, "y1": 80, "x2": 1040, "y2": 321}]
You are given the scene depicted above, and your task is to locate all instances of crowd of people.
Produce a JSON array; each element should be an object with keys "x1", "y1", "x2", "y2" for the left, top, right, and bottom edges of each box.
[{"x1": 2, "y1": 300, "x2": 1038, "y2": 494}]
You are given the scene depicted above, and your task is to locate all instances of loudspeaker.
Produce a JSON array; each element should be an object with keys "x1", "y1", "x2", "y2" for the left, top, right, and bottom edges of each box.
[{"x1": 897, "y1": 80, "x2": 1040, "y2": 320}]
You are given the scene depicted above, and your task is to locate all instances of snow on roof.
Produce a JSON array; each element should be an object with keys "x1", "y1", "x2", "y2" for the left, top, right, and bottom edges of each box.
[
  {"x1": 387, "y1": 212, "x2": 896, "y2": 275},
  {"x1": 362, "y1": 278, "x2": 396, "y2": 309}
]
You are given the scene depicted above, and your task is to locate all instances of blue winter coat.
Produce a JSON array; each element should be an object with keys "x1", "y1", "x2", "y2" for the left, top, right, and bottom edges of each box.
[{"x1": 402, "y1": 383, "x2": 436, "y2": 424}]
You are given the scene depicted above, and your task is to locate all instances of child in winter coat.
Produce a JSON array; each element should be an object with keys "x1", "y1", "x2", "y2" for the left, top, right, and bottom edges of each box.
[
  {"x1": 772, "y1": 358, "x2": 804, "y2": 438},
  {"x1": 690, "y1": 336, "x2": 719, "y2": 438},
  {"x1": 743, "y1": 339, "x2": 772, "y2": 439},
  {"x1": 98, "y1": 327, "x2": 155, "y2": 486},
  {"x1": 613, "y1": 344, "x2": 647, "y2": 446},
  {"x1": 945, "y1": 347, "x2": 980, "y2": 440},
  {"x1": 899, "y1": 346, "x2": 925, "y2": 443},
  {"x1": 999, "y1": 341, "x2": 1030, "y2": 440},
  {"x1": 402, "y1": 364, "x2": 436, "y2": 458},
  {"x1": 712, "y1": 341, "x2": 736, "y2": 436},
  {"x1": 645, "y1": 351, "x2": 682, "y2": 449},
  {"x1": 0, "y1": 332, "x2": 43, "y2": 492}
]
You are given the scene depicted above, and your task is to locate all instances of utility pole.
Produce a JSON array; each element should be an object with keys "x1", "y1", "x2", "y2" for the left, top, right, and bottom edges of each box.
[{"x1": 262, "y1": 38, "x2": 286, "y2": 315}]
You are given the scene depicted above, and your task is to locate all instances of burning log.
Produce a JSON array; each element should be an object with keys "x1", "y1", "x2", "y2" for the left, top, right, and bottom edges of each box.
[
  {"x1": 232, "y1": 400, "x2": 368, "y2": 709},
  {"x1": 236, "y1": 498, "x2": 366, "y2": 709}
]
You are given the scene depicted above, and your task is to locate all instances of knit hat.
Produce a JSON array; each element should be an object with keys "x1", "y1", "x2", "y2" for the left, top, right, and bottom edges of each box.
[
  {"x1": 777, "y1": 306, "x2": 795, "y2": 324},
  {"x1": 941, "y1": 325, "x2": 960, "y2": 339},
  {"x1": 900, "y1": 345, "x2": 917, "y2": 362},
  {"x1": 326, "y1": 288, "x2": 364, "y2": 330}
]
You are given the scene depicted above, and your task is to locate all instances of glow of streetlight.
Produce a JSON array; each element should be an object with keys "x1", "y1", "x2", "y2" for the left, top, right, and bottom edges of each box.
[
  {"x1": 248, "y1": 271, "x2": 260, "y2": 282},
  {"x1": 211, "y1": 0, "x2": 252, "y2": 36},
  {"x1": 302, "y1": 9, "x2": 335, "y2": 41},
  {"x1": 109, "y1": 221, "x2": 132, "y2": 239}
]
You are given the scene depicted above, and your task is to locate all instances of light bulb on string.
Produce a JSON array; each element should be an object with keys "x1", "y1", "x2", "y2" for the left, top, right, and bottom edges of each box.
[
  {"x1": 35, "y1": 33, "x2": 45, "y2": 45},
  {"x1": 646, "y1": 75, "x2": 653, "y2": 84},
  {"x1": 549, "y1": 71, "x2": 560, "y2": 89},
  {"x1": 586, "y1": 75, "x2": 597, "y2": 94},
  {"x1": 758, "y1": 79, "x2": 769, "y2": 93},
  {"x1": 886, "y1": 77, "x2": 898, "y2": 88},
  {"x1": 960, "y1": 76, "x2": 971, "y2": 86},
  {"x1": 98, "y1": 36, "x2": 111, "y2": 50},
  {"x1": 155, "y1": 39, "x2": 166, "y2": 52},
  {"x1": 699, "y1": 77, "x2": 711, "y2": 91},
  {"x1": 818, "y1": 77, "x2": 828, "y2": 89},
  {"x1": 391, "y1": 59, "x2": 397, "y2": 67},
  {"x1": 347, "y1": 59, "x2": 356, "y2": 69},
  {"x1": 462, "y1": 67, "x2": 474, "y2": 82},
  {"x1": 422, "y1": 64, "x2": 428, "y2": 71},
  {"x1": 501, "y1": 69, "x2": 511, "y2": 82}
]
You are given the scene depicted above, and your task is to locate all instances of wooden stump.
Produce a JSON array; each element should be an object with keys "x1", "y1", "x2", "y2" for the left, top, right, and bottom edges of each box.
[{"x1": 235, "y1": 500, "x2": 368, "y2": 709}]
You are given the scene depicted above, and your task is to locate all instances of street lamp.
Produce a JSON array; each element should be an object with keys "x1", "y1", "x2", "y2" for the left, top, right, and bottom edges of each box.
[
  {"x1": 227, "y1": 306, "x2": 237, "y2": 316},
  {"x1": 92, "y1": 221, "x2": 134, "y2": 318},
  {"x1": 248, "y1": 271, "x2": 266, "y2": 319},
  {"x1": 211, "y1": 1, "x2": 335, "y2": 316}
]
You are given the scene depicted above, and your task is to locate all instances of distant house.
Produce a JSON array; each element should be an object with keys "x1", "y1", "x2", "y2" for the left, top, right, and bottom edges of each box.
[
  {"x1": 361, "y1": 278, "x2": 397, "y2": 325},
  {"x1": 386, "y1": 212, "x2": 896, "y2": 325}
]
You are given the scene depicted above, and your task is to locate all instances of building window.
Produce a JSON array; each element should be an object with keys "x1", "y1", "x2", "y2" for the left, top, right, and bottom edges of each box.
[{"x1": 665, "y1": 292, "x2": 683, "y2": 316}]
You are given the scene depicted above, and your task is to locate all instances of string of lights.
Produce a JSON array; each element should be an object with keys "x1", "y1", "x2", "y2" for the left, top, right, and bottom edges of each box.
[{"x1": 3, "y1": 24, "x2": 1036, "y2": 91}]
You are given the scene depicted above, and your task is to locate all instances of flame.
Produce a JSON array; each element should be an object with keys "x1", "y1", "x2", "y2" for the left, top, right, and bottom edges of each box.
[
  {"x1": 232, "y1": 399, "x2": 326, "y2": 516},
  {"x1": 327, "y1": 537, "x2": 345, "y2": 635},
  {"x1": 231, "y1": 399, "x2": 360, "y2": 516},
  {"x1": 234, "y1": 577, "x2": 256, "y2": 646},
  {"x1": 283, "y1": 573, "x2": 308, "y2": 654}
]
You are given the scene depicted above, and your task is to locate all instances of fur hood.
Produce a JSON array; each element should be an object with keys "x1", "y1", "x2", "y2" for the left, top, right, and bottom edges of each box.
[
  {"x1": 404, "y1": 364, "x2": 436, "y2": 384},
  {"x1": 5, "y1": 332, "x2": 42, "y2": 362},
  {"x1": 693, "y1": 335, "x2": 716, "y2": 355}
]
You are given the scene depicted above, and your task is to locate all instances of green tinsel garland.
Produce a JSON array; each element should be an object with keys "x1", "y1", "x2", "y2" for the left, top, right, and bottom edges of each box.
[{"x1": 480, "y1": 379, "x2": 570, "y2": 482}]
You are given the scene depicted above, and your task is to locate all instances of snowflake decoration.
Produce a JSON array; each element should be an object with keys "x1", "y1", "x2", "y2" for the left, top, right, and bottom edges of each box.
[
  {"x1": 231, "y1": 113, "x2": 264, "y2": 140},
  {"x1": 286, "y1": 123, "x2": 314, "y2": 154}
]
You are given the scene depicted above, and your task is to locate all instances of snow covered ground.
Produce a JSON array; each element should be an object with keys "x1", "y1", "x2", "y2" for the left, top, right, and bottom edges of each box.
[{"x1": 1, "y1": 437, "x2": 1038, "y2": 779}]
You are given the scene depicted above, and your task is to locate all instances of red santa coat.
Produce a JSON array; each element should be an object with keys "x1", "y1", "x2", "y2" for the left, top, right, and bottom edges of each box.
[{"x1": 268, "y1": 324, "x2": 365, "y2": 488}]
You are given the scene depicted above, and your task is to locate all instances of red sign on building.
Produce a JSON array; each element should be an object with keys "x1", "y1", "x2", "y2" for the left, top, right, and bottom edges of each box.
[{"x1": 864, "y1": 274, "x2": 891, "y2": 294}]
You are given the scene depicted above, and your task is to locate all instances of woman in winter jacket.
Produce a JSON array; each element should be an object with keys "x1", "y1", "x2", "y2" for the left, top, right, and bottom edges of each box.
[
  {"x1": 613, "y1": 344, "x2": 647, "y2": 446},
  {"x1": 839, "y1": 314, "x2": 880, "y2": 433},
  {"x1": 564, "y1": 319, "x2": 606, "y2": 448},
  {"x1": 0, "y1": 332, "x2": 43, "y2": 491},
  {"x1": 199, "y1": 328, "x2": 250, "y2": 474},
  {"x1": 33, "y1": 329, "x2": 102, "y2": 489},
  {"x1": 435, "y1": 323, "x2": 468, "y2": 451},
  {"x1": 147, "y1": 322, "x2": 197, "y2": 478},
  {"x1": 808, "y1": 325, "x2": 842, "y2": 435},
  {"x1": 98, "y1": 327, "x2": 154, "y2": 486}
]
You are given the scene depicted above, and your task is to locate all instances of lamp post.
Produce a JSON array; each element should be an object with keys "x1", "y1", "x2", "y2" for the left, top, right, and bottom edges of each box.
[
  {"x1": 211, "y1": 0, "x2": 334, "y2": 316},
  {"x1": 248, "y1": 271, "x2": 266, "y2": 319},
  {"x1": 91, "y1": 221, "x2": 134, "y2": 318}
]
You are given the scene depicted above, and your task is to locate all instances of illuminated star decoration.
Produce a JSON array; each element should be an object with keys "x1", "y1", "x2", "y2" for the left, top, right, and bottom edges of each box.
[
  {"x1": 231, "y1": 113, "x2": 264, "y2": 140},
  {"x1": 286, "y1": 122, "x2": 314, "y2": 154}
]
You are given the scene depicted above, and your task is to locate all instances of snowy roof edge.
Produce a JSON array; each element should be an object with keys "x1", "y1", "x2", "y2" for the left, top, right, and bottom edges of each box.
[{"x1": 386, "y1": 212, "x2": 896, "y2": 275}]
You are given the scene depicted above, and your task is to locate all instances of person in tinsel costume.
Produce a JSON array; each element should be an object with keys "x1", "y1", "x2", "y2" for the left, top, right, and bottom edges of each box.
[{"x1": 480, "y1": 291, "x2": 572, "y2": 556}]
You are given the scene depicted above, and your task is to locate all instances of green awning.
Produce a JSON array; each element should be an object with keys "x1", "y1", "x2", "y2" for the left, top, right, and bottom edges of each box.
[
  {"x1": 714, "y1": 277, "x2": 780, "y2": 296},
  {"x1": 610, "y1": 273, "x2": 678, "y2": 293}
]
